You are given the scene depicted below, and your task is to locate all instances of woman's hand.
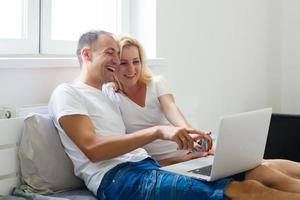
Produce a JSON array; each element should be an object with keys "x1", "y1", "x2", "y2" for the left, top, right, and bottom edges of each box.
[
  {"x1": 111, "y1": 75, "x2": 123, "y2": 92},
  {"x1": 189, "y1": 130, "x2": 213, "y2": 152}
]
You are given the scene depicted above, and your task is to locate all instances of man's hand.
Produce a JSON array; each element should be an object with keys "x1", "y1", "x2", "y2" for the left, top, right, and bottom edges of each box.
[
  {"x1": 157, "y1": 126, "x2": 212, "y2": 151},
  {"x1": 157, "y1": 126, "x2": 194, "y2": 150}
]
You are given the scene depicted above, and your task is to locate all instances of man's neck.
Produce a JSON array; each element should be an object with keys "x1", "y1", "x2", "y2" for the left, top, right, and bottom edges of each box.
[{"x1": 76, "y1": 74, "x2": 103, "y2": 90}]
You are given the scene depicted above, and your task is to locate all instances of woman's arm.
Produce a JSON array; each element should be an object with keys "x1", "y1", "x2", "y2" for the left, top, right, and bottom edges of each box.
[
  {"x1": 158, "y1": 94, "x2": 212, "y2": 151},
  {"x1": 158, "y1": 94, "x2": 193, "y2": 128}
]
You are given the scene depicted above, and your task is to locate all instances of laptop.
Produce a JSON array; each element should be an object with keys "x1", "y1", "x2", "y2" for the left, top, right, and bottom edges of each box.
[{"x1": 160, "y1": 108, "x2": 272, "y2": 181}]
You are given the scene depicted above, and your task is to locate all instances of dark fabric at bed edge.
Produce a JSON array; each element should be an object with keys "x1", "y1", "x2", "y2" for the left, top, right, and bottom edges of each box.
[
  {"x1": 264, "y1": 113, "x2": 300, "y2": 162},
  {"x1": 0, "y1": 188, "x2": 97, "y2": 200}
]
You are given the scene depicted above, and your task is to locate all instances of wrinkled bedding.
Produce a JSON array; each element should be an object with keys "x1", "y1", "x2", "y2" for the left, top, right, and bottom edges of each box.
[{"x1": 0, "y1": 188, "x2": 97, "y2": 200}]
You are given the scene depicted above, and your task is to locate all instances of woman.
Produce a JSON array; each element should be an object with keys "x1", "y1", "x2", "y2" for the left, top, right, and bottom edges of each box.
[
  {"x1": 102, "y1": 36, "x2": 212, "y2": 165},
  {"x1": 103, "y1": 36, "x2": 300, "y2": 182}
]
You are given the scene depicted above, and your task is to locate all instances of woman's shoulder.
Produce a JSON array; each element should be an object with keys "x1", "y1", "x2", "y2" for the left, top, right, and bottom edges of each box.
[{"x1": 151, "y1": 75, "x2": 168, "y2": 85}]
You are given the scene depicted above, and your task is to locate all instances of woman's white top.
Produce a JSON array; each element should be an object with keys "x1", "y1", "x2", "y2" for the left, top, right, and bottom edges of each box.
[{"x1": 103, "y1": 76, "x2": 188, "y2": 160}]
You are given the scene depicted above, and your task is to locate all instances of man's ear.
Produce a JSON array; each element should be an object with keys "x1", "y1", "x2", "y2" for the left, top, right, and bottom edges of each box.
[{"x1": 81, "y1": 47, "x2": 92, "y2": 62}]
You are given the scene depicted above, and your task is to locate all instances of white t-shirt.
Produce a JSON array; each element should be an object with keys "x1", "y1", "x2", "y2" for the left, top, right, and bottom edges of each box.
[
  {"x1": 48, "y1": 82, "x2": 149, "y2": 195},
  {"x1": 103, "y1": 76, "x2": 188, "y2": 160}
]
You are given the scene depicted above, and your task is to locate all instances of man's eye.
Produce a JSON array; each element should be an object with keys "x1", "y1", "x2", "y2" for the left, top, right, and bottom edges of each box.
[
  {"x1": 106, "y1": 50, "x2": 114, "y2": 55},
  {"x1": 120, "y1": 62, "x2": 127, "y2": 65}
]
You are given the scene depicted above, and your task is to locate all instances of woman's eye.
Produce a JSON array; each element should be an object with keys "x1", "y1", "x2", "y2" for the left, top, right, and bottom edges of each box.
[
  {"x1": 133, "y1": 60, "x2": 140, "y2": 64},
  {"x1": 120, "y1": 62, "x2": 127, "y2": 65}
]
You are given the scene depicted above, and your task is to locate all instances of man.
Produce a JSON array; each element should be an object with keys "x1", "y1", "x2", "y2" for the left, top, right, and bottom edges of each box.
[{"x1": 49, "y1": 30, "x2": 300, "y2": 199}]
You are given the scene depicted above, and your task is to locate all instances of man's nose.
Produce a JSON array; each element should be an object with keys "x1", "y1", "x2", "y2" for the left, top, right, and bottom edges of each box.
[{"x1": 112, "y1": 53, "x2": 120, "y2": 66}]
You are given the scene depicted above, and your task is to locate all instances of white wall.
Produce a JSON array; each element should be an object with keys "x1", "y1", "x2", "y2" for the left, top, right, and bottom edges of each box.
[
  {"x1": 157, "y1": 0, "x2": 282, "y2": 132},
  {"x1": 281, "y1": 0, "x2": 300, "y2": 114},
  {"x1": 0, "y1": 0, "x2": 299, "y2": 133},
  {"x1": 0, "y1": 66, "x2": 79, "y2": 106}
]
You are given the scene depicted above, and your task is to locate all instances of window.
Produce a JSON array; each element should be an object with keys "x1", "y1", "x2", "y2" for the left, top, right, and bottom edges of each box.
[
  {"x1": 0, "y1": 0, "x2": 39, "y2": 54},
  {"x1": 41, "y1": 0, "x2": 125, "y2": 55},
  {"x1": 0, "y1": 0, "x2": 156, "y2": 58}
]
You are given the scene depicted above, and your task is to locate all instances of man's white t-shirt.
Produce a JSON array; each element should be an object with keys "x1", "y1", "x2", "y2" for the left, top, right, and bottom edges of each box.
[
  {"x1": 103, "y1": 76, "x2": 188, "y2": 160},
  {"x1": 48, "y1": 82, "x2": 149, "y2": 195}
]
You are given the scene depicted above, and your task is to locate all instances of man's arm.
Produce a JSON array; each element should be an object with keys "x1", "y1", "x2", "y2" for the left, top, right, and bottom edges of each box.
[{"x1": 59, "y1": 114, "x2": 198, "y2": 162}]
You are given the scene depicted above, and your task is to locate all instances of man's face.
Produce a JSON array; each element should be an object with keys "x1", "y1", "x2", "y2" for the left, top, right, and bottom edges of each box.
[{"x1": 89, "y1": 34, "x2": 120, "y2": 84}]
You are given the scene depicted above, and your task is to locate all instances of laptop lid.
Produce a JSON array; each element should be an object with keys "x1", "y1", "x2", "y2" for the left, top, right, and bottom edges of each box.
[{"x1": 209, "y1": 108, "x2": 272, "y2": 181}]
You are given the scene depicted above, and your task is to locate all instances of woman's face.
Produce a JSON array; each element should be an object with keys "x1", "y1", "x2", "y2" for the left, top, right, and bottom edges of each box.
[{"x1": 117, "y1": 46, "x2": 142, "y2": 88}]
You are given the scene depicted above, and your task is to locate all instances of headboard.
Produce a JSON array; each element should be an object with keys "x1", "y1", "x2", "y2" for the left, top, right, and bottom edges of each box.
[
  {"x1": 0, "y1": 104, "x2": 47, "y2": 195},
  {"x1": 0, "y1": 117, "x2": 24, "y2": 195}
]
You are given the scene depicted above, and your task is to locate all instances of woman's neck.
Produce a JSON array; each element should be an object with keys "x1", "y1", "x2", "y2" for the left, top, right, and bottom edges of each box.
[{"x1": 123, "y1": 82, "x2": 144, "y2": 95}]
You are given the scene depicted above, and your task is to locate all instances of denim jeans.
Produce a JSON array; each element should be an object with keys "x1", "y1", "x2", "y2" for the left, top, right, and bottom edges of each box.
[{"x1": 97, "y1": 158, "x2": 232, "y2": 200}]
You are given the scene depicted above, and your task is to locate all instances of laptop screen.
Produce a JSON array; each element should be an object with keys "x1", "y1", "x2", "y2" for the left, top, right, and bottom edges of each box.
[{"x1": 264, "y1": 113, "x2": 300, "y2": 162}]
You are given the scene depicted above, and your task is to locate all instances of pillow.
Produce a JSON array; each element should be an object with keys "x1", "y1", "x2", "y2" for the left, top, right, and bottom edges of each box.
[{"x1": 18, "y1": 113, "x2": 84, "y2": 194}]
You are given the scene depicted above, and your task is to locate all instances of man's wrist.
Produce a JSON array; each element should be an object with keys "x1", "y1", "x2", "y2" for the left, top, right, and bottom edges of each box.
[{"x1": 153, "y1": 126, "x2": 162, "y2": 139}]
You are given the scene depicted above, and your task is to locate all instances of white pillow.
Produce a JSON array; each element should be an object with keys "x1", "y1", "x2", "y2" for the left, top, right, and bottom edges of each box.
[{"x1": 19, "y1": 113, "x2": 84, "y2": 194}]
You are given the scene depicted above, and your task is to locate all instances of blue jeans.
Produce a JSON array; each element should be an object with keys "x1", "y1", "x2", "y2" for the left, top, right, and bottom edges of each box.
[{"x1": 97, "y1": 158, "x2": 233, "y2": 200}]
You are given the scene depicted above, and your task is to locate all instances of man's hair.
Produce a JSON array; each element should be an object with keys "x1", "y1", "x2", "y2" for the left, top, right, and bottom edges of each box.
[
  {"x1": 76, "y1": 30, "x2": 113, "y2": 67},
  {"x1": 118, "y1": 36, "x2": 152, "y2": 84}
]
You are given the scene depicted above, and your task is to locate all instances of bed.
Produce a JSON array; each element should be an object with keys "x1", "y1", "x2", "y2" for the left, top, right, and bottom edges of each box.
[
  {"x1": 1, "y1": 106, "x2": 299, "y2": 199},
  {"x1": 0, "y1": 106, "x2": 97, "y2": 200}
]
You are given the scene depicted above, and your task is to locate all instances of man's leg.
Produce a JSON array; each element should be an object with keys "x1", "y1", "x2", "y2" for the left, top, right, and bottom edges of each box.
[
  {"x1": 244, "y1": 164, "x2": 300, "y2": 193},
  {"x1": 224, "y1": 180, "x2": 300, "y2": 200},
  {"x1": 262, "y1": 159, "x2": 300, "y2": 179}
]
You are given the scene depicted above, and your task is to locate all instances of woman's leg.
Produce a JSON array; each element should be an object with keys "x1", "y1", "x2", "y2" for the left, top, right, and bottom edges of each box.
[
  {"x1": 262, "y1": 159, "x2": 300, "y2": 179},
  {"x1": 245, "y1": 164, "x2": 300, "y2": 193},
  {"x1": 225, "y1": 180, "x2": 300, "y2": 200}
]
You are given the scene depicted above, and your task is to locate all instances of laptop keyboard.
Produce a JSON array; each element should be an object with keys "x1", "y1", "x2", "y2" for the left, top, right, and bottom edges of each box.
[{"x1": 188, "y1": 165, "x2": 212, "y2": 176}]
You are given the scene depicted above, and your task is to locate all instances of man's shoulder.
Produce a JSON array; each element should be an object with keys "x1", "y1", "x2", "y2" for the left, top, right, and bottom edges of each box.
[
  {"x1": 50, "y1": 83, "x2": 83, "y2": 102},
  {"x1": 53, "y1": 83, "x2": 77, "y2": 94}
]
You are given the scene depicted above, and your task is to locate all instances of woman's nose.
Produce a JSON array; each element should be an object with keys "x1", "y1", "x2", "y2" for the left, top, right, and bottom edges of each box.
[{"x1": 127, "y1": 62, "x2": 135, "y2": 72}]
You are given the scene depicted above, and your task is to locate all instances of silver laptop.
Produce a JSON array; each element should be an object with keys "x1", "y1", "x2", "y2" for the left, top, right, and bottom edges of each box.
[{"x1": 160, "y1": 108, "x2": 272, "y2": 181}]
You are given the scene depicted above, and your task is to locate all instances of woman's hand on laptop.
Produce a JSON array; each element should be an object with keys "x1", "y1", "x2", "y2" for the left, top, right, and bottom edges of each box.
[{"x1": 189, "y1": 130, "x2": 213, "y2": 152}]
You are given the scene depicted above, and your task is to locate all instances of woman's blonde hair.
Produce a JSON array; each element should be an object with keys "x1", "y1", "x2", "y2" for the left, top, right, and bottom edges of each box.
[{"x1": 118, "y1": 36, "x2": 152, "y2": 84}]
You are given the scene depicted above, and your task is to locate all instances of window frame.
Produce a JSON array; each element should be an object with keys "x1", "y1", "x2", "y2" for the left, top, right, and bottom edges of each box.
[
  {"x1": 0, "y1": 0, "x2": 156, "y2": 58},
  {"x1": 0, "y1": 0, "x2": 39, "y2": 55},
  {"x1": 40, "y1": 0, "x2": 130, "y2": 55}
]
